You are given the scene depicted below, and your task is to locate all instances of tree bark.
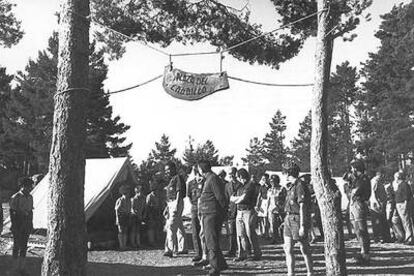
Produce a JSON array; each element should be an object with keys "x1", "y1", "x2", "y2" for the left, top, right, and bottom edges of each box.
[
  {"x1": 41, "y1": 0, "x2": 90, "y2": 275},
  {"x1": 311, "y1": 0, "x2": 347, "y2": 275}
]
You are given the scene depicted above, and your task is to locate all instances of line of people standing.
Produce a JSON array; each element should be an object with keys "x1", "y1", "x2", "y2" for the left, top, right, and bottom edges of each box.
[{"x1": 185, "y1": 161, "x2": 314, "y2": 276}]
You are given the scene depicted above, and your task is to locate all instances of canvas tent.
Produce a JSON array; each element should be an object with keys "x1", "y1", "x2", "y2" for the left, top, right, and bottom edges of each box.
[{"x1": 3, "y1": 157, "x2": 138, "y2": 234}]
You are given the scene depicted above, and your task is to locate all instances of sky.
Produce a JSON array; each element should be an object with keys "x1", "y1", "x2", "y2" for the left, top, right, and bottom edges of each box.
[{"x1": 0, "y1": 0, "x2": 410, "y2": 165}]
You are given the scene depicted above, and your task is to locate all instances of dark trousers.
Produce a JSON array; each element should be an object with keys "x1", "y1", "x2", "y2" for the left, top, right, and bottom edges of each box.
[
  {"x1": 191, "y1": 210, "x2": 203, "y2": 257},
  {"x1": 227, "y1": 219, "x2": 237, "y2": 254},
  {"x1": 203, "y1": 213, "x2": 227, "y2": 274},
  {"x1": 350, "y1": 201, "x2": 370, "y2": 255},
  {"x1": 12, "y1": 230, "x2": 30, "y2": 258},
  {"x1": 371, "y1": 209, "x2": 391, "y2": 242}
]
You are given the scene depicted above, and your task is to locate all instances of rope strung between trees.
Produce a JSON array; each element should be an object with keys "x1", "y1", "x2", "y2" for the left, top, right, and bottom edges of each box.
[
  {"x1": 104, "y1": 73, "x2": 314, "y2": 96},
  {"x1": 71, "y1": 6, "x2": 326, "y2": 58},
  {"x1": 227, "y1": 76, "x2": 314, "y2": 87},
  {"x1": 105, "y1": 74, "x2": 163, "y2": 95},
  {"x1": 223, "y1": 9, "x2": 324, "y2": 53}
]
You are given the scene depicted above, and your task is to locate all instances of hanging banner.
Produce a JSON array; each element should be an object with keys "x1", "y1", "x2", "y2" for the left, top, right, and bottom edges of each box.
[{"x1": 162, "y1": 66, "x2": 230, "y2": 100}]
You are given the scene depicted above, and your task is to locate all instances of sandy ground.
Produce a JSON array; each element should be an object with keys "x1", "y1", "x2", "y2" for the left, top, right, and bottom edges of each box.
[
  {"x1": 1, "y1": 237, "x2": 414, "y2": 276},
  {"x1": 2, "y1": 204, "x2": 414, "y2": 275}
]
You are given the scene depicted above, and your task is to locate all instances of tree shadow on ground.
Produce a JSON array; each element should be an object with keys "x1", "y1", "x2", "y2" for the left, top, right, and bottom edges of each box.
[
  {"x1": 88, "y1": 262, "x2": 205, "y2": 276},
  {"x1": 347, "y1": 267, "x2": 414, "y2": 275}
]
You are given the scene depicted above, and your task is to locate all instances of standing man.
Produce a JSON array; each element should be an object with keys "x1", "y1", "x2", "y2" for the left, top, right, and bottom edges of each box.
[
  {"x1": 9, "y1": 177, "x2": 34, "y2": 273},
  {"x1": 393, "y1": 171, "x2": 414, "y2": 245},
  {"x1": 370, "y1": 171, "x2": 391, "y2": 243},
  {"x1": 283, "y1": 163, "x2": 313, "y2": 276},
  {"x1": 349, "y1": 160, "x2": 371, "y2": 265},
  {"x1": 164, "y1": 161, "x2": 187, "y2": 257},
  {"x1": 231, "y1": 168, "x2": 262, "y2": 261},
  {"x1": 198, "y1": 160, "x2": 228, "y2": 276},
  {"x1": 187, "y1": 167, "x2": 205, "y2": 262},
  {"x1": 256, "y1": 174, "x2": 270, "y2": 237},
  {"x1": 115, "y1": 185, "x2": 131, "y2": 250},
  {"x1": 130, "y1": 186, "x2": 146, "y2": 248},
  {"x1": 267, "y1": 174, "x2": 286, "y2": 244},
  {"x1": 224, "y1": 167, "x2": 241, "y2": 257}
]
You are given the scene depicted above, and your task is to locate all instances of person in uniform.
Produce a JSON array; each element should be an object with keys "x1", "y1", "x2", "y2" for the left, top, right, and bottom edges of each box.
[
  {"x1": 224, "y1": 167, "x2": 241, "y2": 257},
  {"x1": 10, "y1": 177, "x2": 34, "y2": 273},
  {"x1": 370, "y1": 171, "x2": 391, "y2": 243},
  {"x1": 393, "y1": 171, "x2": 414, "y2": 245},
  {"x1": 231, "y1": 168, "x2": 262, "y2": 261},
  {"x1": 187, "y1": 166, "x2": 206, "y2": 262},
  {"x1": 384, "y1": 178, "x2": 404, "y2": 242},
  {"x1": 267, "y1": 174, "x2": 286, "y2": 244},
  {"x1": 146, "y1": 176, "x2": 165, "y2": 246},
  {"x1": 349, "y1": 159, "x2": 371, "y2": 265},
  {"x1": 163, "y1": 161, "x2": 187, "y2": 257},
  {"x1": 283, "y1": 163, "x2": 313, "y2": 276},
  {"x1": 115, "y1": 184, "x2": 131, "y2": 250},
  {"x1": 198, "y1": 160, "x2": 228, "y2": 276},
  {"x1": 130, "y1": 185, "x2": 146, "y2": 248}
]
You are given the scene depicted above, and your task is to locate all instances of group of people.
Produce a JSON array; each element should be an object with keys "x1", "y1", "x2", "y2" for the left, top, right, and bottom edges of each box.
[
  {"x1": 343, "y1": 163, "x2": 414, "y2": 266},
  {"x1": 7, "y1": 157, "x2": 414, "y2": 276},
  {"x1": 160, "y1": 160, "x2": 315, "y2": 276}
]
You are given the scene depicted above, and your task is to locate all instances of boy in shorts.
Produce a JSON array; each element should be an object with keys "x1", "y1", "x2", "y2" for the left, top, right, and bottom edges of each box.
[{"x1": 283, "y1": 163, "x2": 313, "y2": 276}]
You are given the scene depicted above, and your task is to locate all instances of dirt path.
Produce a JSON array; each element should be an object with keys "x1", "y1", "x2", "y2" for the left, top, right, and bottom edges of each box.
[{"x1": 1, "y1": 239, "x2": 414, "y2": 275}]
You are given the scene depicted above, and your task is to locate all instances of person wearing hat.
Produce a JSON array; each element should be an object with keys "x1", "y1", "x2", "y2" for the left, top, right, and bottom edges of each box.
[
  {"x1": 115, "y1": 184, "x2": 131, "y2": 250},
  {"x1": 283, "y1": 163, "x2": 313, "y2": 276},
  {"x1": 224, "y1": 167, "x2": 241, "y2": 257},
  {"x1": 349, "y1": 159, "x2": 371, "y2": 265},
  {"x1": 9, "y1": 177, "x2": 34, "y2": 273}
]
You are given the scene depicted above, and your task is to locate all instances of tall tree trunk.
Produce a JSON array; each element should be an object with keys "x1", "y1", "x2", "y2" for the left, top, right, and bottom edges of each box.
[
  {"x1": 311, "y1": 0, "x2": 346, "y2": 275},
  {"x1": 41, "y1": 0, "x2": 90, "y2": 275}
]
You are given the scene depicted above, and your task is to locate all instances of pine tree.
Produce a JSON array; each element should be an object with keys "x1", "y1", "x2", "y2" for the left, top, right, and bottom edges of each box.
[
  {"x1": 42, "y1": 0, "x2": 89, "y2": 273},
  {"x1": 151, "y1": 134, "x2": 177, "y2": 163},
  {"x1": 0, "y1": 0, "x2": 24, "y2": 48},
  {"x1": 0, "y1": 34, "x2": 131, "y2": 173},
  {"x1": 243, "y1": 137, "x2": 265, "y2": 167},
  {"x1": 183, "y1": 136, "x2": 197, "y2": 167},
  {"x1": 0, "y1": 67, "x2": 16, "y2": 169},
  {"x1": 196, "y1": 140, "x2": 219, "y2": 166},
  {"x1": 357, "y1": 2, "x2": 414, "y2": 174},
  {"x1": 290, "y1": 111, "x2": 311, "y2": 172},
  {"x1": 243, "y1": 137, "x2": 266, "y2": 177},
  {"x1": 219, "y1": 155, "x2": 234, "y2": 166},
  {"x1": 263, "y1": 110, "x2": 287, "y2": 171},
  {"x1": 328, "y1": 61, "x2": 358, "y2": 176}
]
